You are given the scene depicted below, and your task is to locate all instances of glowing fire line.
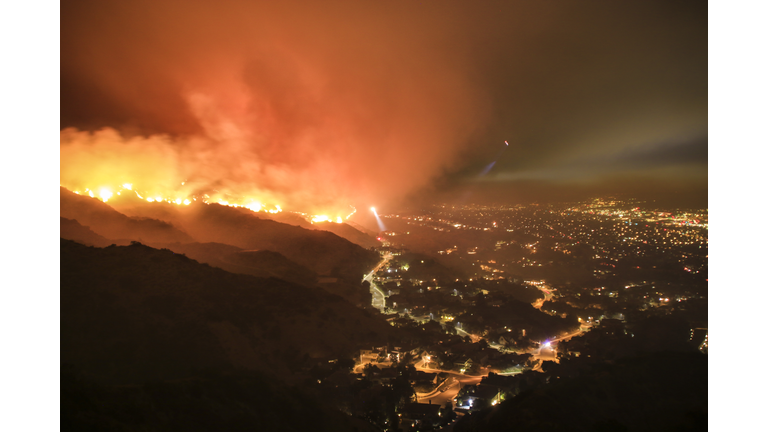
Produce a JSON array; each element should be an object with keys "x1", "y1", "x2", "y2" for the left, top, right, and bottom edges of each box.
[{"x1": 66, "y1": 182, "x2": 351, "y2": 224}]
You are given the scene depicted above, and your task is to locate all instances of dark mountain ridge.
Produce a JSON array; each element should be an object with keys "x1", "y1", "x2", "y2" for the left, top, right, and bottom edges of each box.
[
  {"x1": 311, "y1": 220, "x2": 380, "y2": 248},
  {"x1": 455, "y1": 350, "x2": 707, "y2": 432},
  {"x1": 60, "y1": 187, "x2": 194, "y2": 244},
  {"x1": 149, "y1": 241, "x2": 319, "y2": 287},
  {"x1": 60, "y1": 217, "x2": 116, "y2": 247},
  {"x1": 61, "y1": 238, "x2": 398, "y2": 386},
  {"x1": 62, "y1": 187, "x2": 379, "y2": 282}
]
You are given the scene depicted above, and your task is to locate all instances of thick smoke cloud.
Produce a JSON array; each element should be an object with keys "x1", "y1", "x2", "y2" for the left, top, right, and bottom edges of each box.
[
  {"x1": 61, "y1": 0, "x2": 489, "y2": 215},
  {"x1": 62, "y1": 0, "x2": 707, "y2": 210}
]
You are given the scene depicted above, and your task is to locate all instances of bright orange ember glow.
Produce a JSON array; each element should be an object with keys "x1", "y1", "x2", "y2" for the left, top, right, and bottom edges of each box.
[{"x1": 64, "y1": 181, "x2": 351, "y2": 224}]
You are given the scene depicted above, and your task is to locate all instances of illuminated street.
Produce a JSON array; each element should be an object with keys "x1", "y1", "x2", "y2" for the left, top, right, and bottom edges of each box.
[
  {"x1": 54, "y1": 1, "x2": 711, "y2": 430},
  {"x1": 363, "y1": 252, "x2": 393, "y2": 311},
  {"x1": 413, "y1": 362, "x2": 485, "y2": 409}
]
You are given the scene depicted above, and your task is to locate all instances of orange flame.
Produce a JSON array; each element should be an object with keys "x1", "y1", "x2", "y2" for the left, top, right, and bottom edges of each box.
[{"x1": 66, "y1": 181, "x2": 352, "y2": 224}]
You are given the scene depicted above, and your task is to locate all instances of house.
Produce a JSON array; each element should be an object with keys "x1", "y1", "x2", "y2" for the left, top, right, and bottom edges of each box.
[
  {"x1": 499, "y1": 334, "x2": 516, "y2": 347},
  {"x1": 368, "y1": 366, "x2": 399, "y2": 385},
  {"x1": 359, "y1": 349, "x2": 379, "y2": 366},
  {"x1": 454, "y1": 384, "x2": 501, "y2": 410},
  {"x1": 410, "y1": 370, "x2": 437, "y2": 383}
]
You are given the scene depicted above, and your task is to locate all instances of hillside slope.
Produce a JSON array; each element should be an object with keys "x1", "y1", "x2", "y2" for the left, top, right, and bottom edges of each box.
[
  {"x1": 61, "y1": 239, "x2": 398, "y2": 386},
  {"x1": 312, "y1": 220, "x2": 380, "y2": 248},
  {"x1": 150, "y1": 241, "x2": 319, "y2": 287},
  {"x1": 96, "y1": 190, "x2": 379, "y2": 281},
  {"x1": 60, "y1": 217, "x2": 115, "y2": 247},
  {"x1": 454, "y1": 351, "x2": 707, "y2": 432},
  {"x1": 60, "y1": 187, "x2": 194, "y2": 244}
]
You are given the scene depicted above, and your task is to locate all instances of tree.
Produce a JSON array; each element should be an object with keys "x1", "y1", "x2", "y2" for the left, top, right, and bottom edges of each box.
[
  {"x1": 363, "y1": 363, "x2": 380, "y2": 376},
  {"x1": 440, "y1": 401, "x2": 456, "y2": 423},
  {"x1": 444, "y1": 321, "x2": 457, "y2": 335},
  {"x1": 336, "y1": 357, "x2": 355, "y2": 372}
]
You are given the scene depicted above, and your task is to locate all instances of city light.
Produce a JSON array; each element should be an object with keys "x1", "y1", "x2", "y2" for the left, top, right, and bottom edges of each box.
[{"x1": 60, "y1": 0, "x2": 707, "y2": 427}]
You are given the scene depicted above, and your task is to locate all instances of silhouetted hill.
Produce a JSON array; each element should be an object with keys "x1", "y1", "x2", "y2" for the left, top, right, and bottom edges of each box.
[
  {"x1": 61, "y1": 238, "x2": 397, "y2": 386},
  {"x1": 230, "y1": 249, "x2": 318, "y2": 285},
  {"x1": 62, "y1": 365, "x2": 375, "y2": 432},
  {"x1": 312, "y1": 221, "x2": 380, "y2": 248},
  {"x1": 60, "y1": 187, "x2": 194, "y2": 244},
  {"x1": 102, "y1": 191, "x2": 379, "y2": 282},
  {"x1": 346, "y1": 220, "x2": 379, "y2": 237},
  {"x1": 151, "y1": 241, "x2": 318, "y2": 287},
  {"x1": 258, "y1": 211, "x2": 315, "y2": 228},
  {"x1": 146, "y1": 241, "x2": 370, "y2": 305},
  {"x1": 186, "y1": 204, "x2": 378, "y2": 280},
  {"x1": 455, "y1": 351, "x2": 707, "y2": 432},
  {"x1": 233, "y1": 210, "x2": 380, "y2": 248},
  {"x1": 60, "y1": 217, "x2": 116, "y2": 247}
]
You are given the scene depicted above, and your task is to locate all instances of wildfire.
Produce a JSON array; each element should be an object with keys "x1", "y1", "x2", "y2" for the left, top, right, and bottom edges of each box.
[
  {"x1": 311, "y1": 215, "x2": 343, "y2": 224},
  {"x1": 65, "y1": 182, "x2": 353, "y2": 225},
  {"x1": 99, "y1": 188, "x2": 113, "y2": 202}
]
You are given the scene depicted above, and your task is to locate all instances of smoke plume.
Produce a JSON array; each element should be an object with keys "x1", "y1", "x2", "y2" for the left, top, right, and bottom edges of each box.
[{"x1": 60, "y1": 0, "x2": 489, "y2": 216}]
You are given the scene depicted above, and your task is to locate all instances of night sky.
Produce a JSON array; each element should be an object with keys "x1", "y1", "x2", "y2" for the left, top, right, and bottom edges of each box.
[{"x1": 60, "y1": 0, "x2": 707, "y2": 211}]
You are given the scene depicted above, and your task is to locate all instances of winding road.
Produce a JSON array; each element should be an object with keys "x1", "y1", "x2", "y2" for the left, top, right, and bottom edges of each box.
[{"x1": 363, "y1": 252, "x2": 393, "y2": 310}]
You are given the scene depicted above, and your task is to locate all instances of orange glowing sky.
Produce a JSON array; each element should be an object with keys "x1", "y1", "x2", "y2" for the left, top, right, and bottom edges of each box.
[{"x1": 61, "y1": 0, "x2": 707, "y2": 212}]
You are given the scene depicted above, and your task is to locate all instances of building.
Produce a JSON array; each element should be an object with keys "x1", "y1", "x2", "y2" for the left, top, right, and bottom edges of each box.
[{"x1": 454, "y1": 383, "x2": 501, "y2": 410}]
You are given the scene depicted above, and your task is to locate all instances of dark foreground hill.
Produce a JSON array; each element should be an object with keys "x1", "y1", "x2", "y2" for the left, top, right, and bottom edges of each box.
[
  {"x1": 149, "y1": 241, "x2": 319, "y2": 287},
  {"x1": 137, "y1": 241, "x2": 371, "y2": 305},
  {"x1": 61, "y1": 365, "x2": 376, "y2": 432},
  {"x1": 61, "y1": 239, "x2": 396, "y2": 431},
  {"x1": 454, "y1": 351, "x2": 707, "y2": 432},
  {"x1": 61, "y1": 239, "x2": 396, "y2": 384}
]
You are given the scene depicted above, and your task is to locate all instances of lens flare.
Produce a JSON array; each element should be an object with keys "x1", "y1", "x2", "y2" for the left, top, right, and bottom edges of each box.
[{"x1": 371, "y1": 206, "x2": 387, "y2": 231}]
